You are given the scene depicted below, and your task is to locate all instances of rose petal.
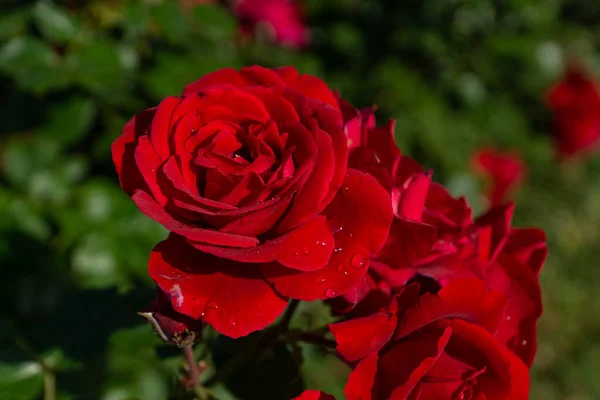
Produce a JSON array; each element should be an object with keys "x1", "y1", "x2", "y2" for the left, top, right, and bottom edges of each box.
[
  {"x1": 344, "y1": 352, "x2": 379, "y2": 400},
  {"x1": 182, "y1": 68, "x2": 247, "y2": 93},
  {"x1": 191, "y1": 216, "x2": 334, "y2": 271},
  {"x1": 131, "y1": 190, "x2": 259, "y2": 247},
  {"x1": 150, "y1": 96, "x2": 181, "y2": 161},
  {"x1": 292, "y1": 390, "x2": 336, "y2": 400},
  {"x1": 148, "y1": 234, "x2": 289, "y2": 338},
  {"x1": 380, "y1": 327, "x2": 453, "y2": 399},
  {"x1": 476, "y1": 202, "x2": 514, "y2": 264},
  {"x1": 487, "y1": 253, "x2": 542, "y2": 367},
  {"x1": 394, "y1": 277, "x2": 508, "y2": 340},
  {"x1": 261, "y1": 169, "x2": 393, "y2": 300},
  {"x1": 274, "y1": 66, "x2": 340, "y2": 108},
  {"x1": 329, "y1": 302, "x2": 397, "y2": 362}
]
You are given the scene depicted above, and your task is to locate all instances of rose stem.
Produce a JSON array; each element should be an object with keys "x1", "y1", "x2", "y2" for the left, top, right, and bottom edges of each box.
[{"x1": 183, "y1": 345, "x2": 210, "y2": 400}]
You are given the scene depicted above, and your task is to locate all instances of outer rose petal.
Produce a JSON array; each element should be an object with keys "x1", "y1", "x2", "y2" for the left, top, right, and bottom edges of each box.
[
  {"x1": 190, "y1": 216, "x2": 334, "y2": 271},
  {"x1": 261, "y1": 169, "x2": 393, "y2": 301},
  {"x1": 476, "y1": 202, "x2": 514, "y2": 264},
  {"x1": 446, "y1": 320, "x2": 529, "y2": 400},
  {"x1": 148, "y1": 234, "x2": 289, "y2": 338},
  {"x1": 329, "y1": 302, "x2": 397, "y2": 362},
  {"x1": 394, "y1": 277, "x2": 508, "y2": 340},
  {"x1": 345, "y1": 352, "x2": 379, "y2": 400},
  {"x1": 274, "y1": 66, "x2": 340, "y2": 108},
  {"x1": 488, "y1": 253, "x2": 542, "y2": 367},
  {"x1": 292, "y1": 390, "x2": 336, "y2": 400},
  {"x1": 379, "y1": 327, "x2": 453, "y2": 399},
  {"x1": 182, "y1": 68, "x2": 247, "y2": 93}
]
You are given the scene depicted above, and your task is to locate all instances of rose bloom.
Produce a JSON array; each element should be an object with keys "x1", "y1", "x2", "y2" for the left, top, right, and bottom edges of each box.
[
  {"x1": 233, "y1": 0, "x2": 309, "y2": 48},
  {"x1": 471, "y1": 148, "x2": 526, "y2": 207},
  {"x1": 331, "y1": 105, "x2": 546, "y2": 365},
  {"x1": 329, "y1": 277, "x2": 530, "y2": 399},
  {"x1": 547, "y1": 65, "x2": 600, "y2": 159},
  {"x1": 112, "y1": 66, "x2": 392, "y2": 338}
]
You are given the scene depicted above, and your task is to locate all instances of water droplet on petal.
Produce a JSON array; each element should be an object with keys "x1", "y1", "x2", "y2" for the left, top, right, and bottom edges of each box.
[
  {"x1": 350, "y1": 253, "x2": 368, "y2": 269},
  {"x1": 200, "y1": 312, "x2": 205, "y2": 317},
  {"x1": 294, "y1": 252, "x2": 299, "y2": 257},
  {"x1": 317, "y1": 241, "x2": 327, "y2": 247},
  {"x1": 521, "y1": 340, "x2": 527, "y2": 346},
  {"x1": 206, "y1": 302, "x2": 218, "y2": 311},
  {"x1": 343, "y1": 186, "x2": 350, "y2": 192},
  {"x1": 334, "y1": 247, "x2": 344, "y2": 253},
  {"x1": 325, "y1": 288, "x2": 337, "y2": 298},
  {"x1": 303, "y1": 248, "x2": 309, "y2": 255},
  {"x1": 231, "y1": 321, "x2": 237, "y2": 327},
  {"x1": 506, "y1": 315, "x2": 511, "y2": 321}
]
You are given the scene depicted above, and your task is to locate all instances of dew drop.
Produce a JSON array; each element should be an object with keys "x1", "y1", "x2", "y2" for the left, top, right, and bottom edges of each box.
[
  {"x1": 231, "y1": 321, "x2": 237, "y2": 327},
  {"x1": 521, "y1": 340, "x2": 527, "y2": 346},
  {"x1": 303, "y1": 248, "x2": 309, "y2": 255},
  {"x1": 350, "y1": 253, "x2": 368, "y2": 269},
  {"x1": 343, "y1": 186, "x2": 350, "y2": 192},
  {"x1": 315, "y1": 277, "x2": 327, "y2": 284},
  {"x1": 325, "y1": 288, "x2": 337, "y2": 298},
  {"x1": 294, "y1": 251, "x2": 299, "y2": 257},
  {"x1": 317, "y1": 241, "x2": 327, "y2": 247},
  {"x1": 334, "y1": 247, "x2": 344, "y2": 253},
  {"x1": 206, "y1": 302, "x2": 218, "y2": 311},
  {"x1": 200, "y1": 312, "x2": 205, "y2": 317},
  {"x1": 252, "y1": 249, "x2": 261, "y2": 254},
  {"x1": 506, "y1": 315, "x2": 511, "y2": 321}
]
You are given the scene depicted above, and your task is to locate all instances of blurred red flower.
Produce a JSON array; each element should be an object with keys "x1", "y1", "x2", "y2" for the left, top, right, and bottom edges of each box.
[
  {"x1": 233, "y1": 0, "x2": 309, "y2": 48},
  {"x1": 547, "y1": 65, "x2": 600, "y2": 159}
]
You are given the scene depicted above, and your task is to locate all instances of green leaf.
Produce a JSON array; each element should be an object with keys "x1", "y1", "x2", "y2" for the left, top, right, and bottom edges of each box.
[
  {"x1": 33, "y1": 1, "x2": 79, "y2": 44},
  {"x1": 192, "y1": 4, "x2": 236, "y2": 41},
  {"x1": 42, "y1": 97, "x2": 97, "y2": 146},
  {"x1": 0, "y1": 36, "x2": 69, "y2": 93},
  {"x1": 66, "y1": 38, "x2": 130, "y2": 97},
  {"x1": 0, "y1": 361, "x2": 44, "y2": 400},
  {"x1": 0, "y1": 9, "x2": 30, "y2": 41},
  {"x1": 150, "y1": 2, "x2": 189, "y2": 44}
]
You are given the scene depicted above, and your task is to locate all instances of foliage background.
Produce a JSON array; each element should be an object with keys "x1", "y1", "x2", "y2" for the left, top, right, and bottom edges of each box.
[{"x1": 1, "y1": 0, "x2": 599, "y2": 399}]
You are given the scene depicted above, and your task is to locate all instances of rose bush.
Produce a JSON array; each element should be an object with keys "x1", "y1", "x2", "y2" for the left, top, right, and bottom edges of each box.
[{"x1": 112, "y1": 66, "x2": 393, "y2": 337}]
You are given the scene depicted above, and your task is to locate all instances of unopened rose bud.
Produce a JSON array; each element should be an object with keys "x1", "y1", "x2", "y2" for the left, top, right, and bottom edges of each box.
[{"x1": 139, "y1": 290, "x2": 204, "y2": 347}]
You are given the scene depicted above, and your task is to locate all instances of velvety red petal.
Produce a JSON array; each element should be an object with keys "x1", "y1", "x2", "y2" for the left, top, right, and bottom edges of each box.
[
  {"x1": 277, "y1": 129, "x2": 336, "y2": 231},
  {"x1": 131, "y1": 190, "x2": 259, "y2": 247},
  {"x1": 396, "y1": 172, "x2": 431, "y2": 221},
  {"x1": 445, "y1": 320, "x2": 529, "y2": 400},
  {"x1": 292, "y1": 390, "x2": 336, "y2": 400},
  {"x1": 329, "y1": 304, "x2": 397, "y2": 362},
  {"x1": 191, "y1": 216, "x2": 334, "y2": 271},
  {"x1": 475, "y1": 202, "x2": 514, "y2": 264},
  {"x1": 274, "y1": 66, "x2": 340, "y2": 108},
  {"x1": 150, "y1": 96, "x2": 181, "y2": 161},
  {"x1": 394, "y1": 277, "x2": 508, "y2": 340},
  {"x1": 379, "y1": 327, "x2": 453, "y2": 399},
  {"x1": 134, "y1": 136, "x2": 168, "y2": 205},
  {"x1": 182, "y1": 68, "x2": 247, "y2": 94},
  {"x1": 112, "y1": 109, "x2": 156, "y2": 195},
  {"x1": 504, "y1": 228, "x2": 548, "y2": 276},
  {"x1": 378, "y1": 219, "x2": 437, "y2": 270},
  {"x1": 261, "y1": 170, "x2": 393, "y2": 301},
  {"x1": 240, "y1": 65, "x2": 287, "y2": 86},
  {"x1": 344, "y1": 352, "x2": 378, "y2": 400},
  {"x1": 487, "y1": 253, "x2": 542, "y2": 367},
  {"x1": 148, "y1": 234, "x2": 289, "y2": 338}
]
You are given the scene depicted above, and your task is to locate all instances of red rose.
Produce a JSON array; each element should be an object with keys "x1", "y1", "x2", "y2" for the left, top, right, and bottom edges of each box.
[
  {"x1": 293, "y1": 390, "x2": 335, "y2": 400},
  {"x1": 330, "y1": 278, "x2": 530, "y2": 399},
  {"x1": 471, "y1": 148, "x2": 526, "y2": 206},
  {"x1": 113, "y1": 66, "x2": 393, "y2": 337},
  {"x1": 547, "y1": 65, "x2": 600, "y2": 158},
  {"x1": 233, "y1": 0, "x2": 308, "y2": 48}
]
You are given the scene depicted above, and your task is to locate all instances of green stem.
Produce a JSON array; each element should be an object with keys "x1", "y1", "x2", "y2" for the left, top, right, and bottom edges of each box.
[{"x1": 183, "y1": 345, "x2": 210, "y2": 400}]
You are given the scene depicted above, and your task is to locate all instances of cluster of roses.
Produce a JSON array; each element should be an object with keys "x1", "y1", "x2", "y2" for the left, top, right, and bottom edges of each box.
[{"x1": 112, "y1": 66, "x2": 547, "y2": 399}]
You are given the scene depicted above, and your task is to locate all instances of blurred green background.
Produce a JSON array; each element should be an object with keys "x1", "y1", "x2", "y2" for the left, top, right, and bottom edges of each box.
[{"x1": 1, "y1": 0, "x2": 599, "y2": 399}]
